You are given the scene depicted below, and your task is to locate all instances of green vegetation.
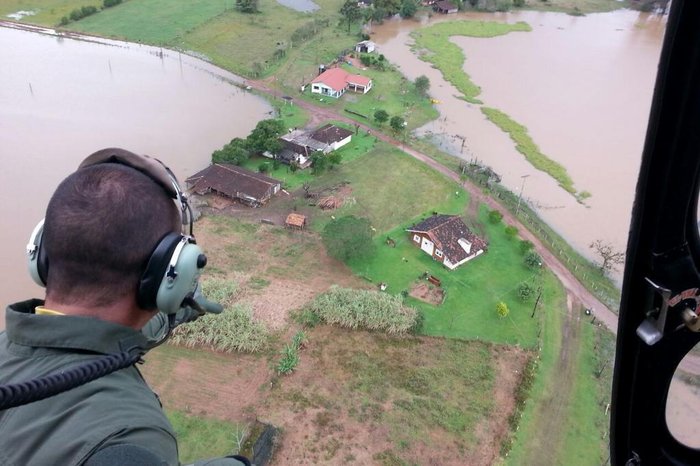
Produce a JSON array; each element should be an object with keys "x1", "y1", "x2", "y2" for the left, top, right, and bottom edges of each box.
[
  {"x1": 322, "y1": 215, "x2": 376, "y2": 262},
  {"x1": 276, "y1": 331, "x2": 306, "y2": 375},
  {"x1": 167, "y1": 410, "x2": 243, "y2": 464},
  {"x1": 410, "y1": 20, "x2": 531, "y2": 104},
  {"x1": 482, "y1": 107, "x2": 580, "y2": 195},
  {"x1": 305, "y1": 286, "x2": 419, "y2": 334},
  {"x1": 169, "y1": 278, "x2": 268, "y2": 353}
]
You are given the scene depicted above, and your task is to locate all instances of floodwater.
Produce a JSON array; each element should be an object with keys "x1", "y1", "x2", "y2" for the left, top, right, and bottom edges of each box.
[
  {"x1": 276, "y1": 0, "x2": 320, "y2": 13},
  {"x1": 0, "y1": 24, "x2": 272, "y2": 326},
  {"x1": 370, "y1": 10, "x2": 666, "y2": 279}
]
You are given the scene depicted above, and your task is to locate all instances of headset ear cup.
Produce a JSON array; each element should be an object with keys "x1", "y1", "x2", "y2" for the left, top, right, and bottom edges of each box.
[
  {"x1": 27, "y1": 220, "x2": 48, "y2": 287},
  {"x1": 155, "y1": 241, "x2": 205, "y2": 315},
  {"x1": 138, "y1": 233, "x2": 183, "y2": 310}
]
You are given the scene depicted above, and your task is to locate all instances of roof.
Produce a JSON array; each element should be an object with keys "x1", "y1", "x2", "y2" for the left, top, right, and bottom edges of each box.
[
  {"x1": 311, "y1": 68, "x2": 372, "y2": 92},
  {"x1": 356, "y1": 40, "x2": 376, "y2": 47},
  {"x1": 186, "y1": 164, "x2": 280, "y2": 200},
  {"x1": 285, "y1": 213, "x2": 307, "y2": 227},
  {"x1": 281, "y1": 130, "x2": 328, "y2": 152},
  {"x1": 312, "y1": 68, "x2": 349, "y2": 93},
  {"x1": 407, "y1": 214, "x2": 487, "y2": 264},
  {"x1": 435, "y1": 0, "x2": 457, "y2": 9},
  {"x1": 310, "y1": 124, "x2": 353, "y2": 145}
]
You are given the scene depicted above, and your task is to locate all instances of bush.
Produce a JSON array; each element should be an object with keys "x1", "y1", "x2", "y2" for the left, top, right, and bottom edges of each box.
[
  {"x1": 103, "y1": 0, "x2": 122, "y2": 7},
  {"x1": 519, "y1": 239, "x2": 534, "y2": 254},
  {"x1": 291, "y1": 308, "x2": 320, "y2": 328},
  {"x1": 524, "y1": 250, "x2": 542, "y2": 270},
  {"x1": 277, "y1": 331, "x2": 306, "y2": 375},
  {"x1": 505, "y1": 225, "x2": 518, "y2": 239},
  {"x1": 496, "y1": 301, "x2": 509, "y2": 318},
  {"x1": 169, "y1": 278, "x2": 268, "y2": 352},
  {"x1": 258, "y1": 162, "x2": 270, "y2": 173},
  {"x1": 517, "y1": 282, "x2": 535, "y2": 302},
  {"x1": 305, "y1": 286, "x2": 419, "y2": 334},
  {"x1": 488, "y1": 209, "x2": 503, "y2": 224}
]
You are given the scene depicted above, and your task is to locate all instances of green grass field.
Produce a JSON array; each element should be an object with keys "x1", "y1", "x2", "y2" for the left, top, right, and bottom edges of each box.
[{"x1": 167, "y1": 410, "x2": 243, "y2": 464}]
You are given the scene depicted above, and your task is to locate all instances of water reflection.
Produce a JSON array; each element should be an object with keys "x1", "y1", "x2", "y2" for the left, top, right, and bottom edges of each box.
[{"x1": 0, "y1": 25, "x2": 272, "y2": 320}]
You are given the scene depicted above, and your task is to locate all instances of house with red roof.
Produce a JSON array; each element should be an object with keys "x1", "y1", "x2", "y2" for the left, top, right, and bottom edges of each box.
[
  {"x1": 406, "y1": 214, "x2": 487, "y2": 270},
  {"x1": 311, "y1": 68, "x2": 373, "y2": 99}
]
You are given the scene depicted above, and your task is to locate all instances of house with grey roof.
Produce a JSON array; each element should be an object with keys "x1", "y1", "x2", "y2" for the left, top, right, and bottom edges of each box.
[{"x1": 406, "y1": 214, "x2": 487, "y2": 269}]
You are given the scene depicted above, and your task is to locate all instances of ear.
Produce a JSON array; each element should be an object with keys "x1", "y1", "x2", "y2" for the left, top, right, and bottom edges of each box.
[{"x1": 27, "y1": 219, "x2": 48, "y2": 287}]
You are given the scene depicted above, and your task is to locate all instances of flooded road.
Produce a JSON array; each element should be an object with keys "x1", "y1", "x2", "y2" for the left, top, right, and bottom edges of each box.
[
  {"x1": 0, "y1": 24, "x2": 272, "y2": 323},
  {"x1": 370, "y1": 10, "x2": 666, "y2": 279}
]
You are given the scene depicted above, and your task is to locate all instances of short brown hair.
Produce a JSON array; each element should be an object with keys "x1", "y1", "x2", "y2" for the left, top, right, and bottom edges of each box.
[{"x1": 43, "y1": 163, "x2": 180, "y2": 307}]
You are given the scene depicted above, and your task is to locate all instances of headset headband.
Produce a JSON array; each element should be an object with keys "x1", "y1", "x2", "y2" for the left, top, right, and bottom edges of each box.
[{"x1": 79, "y1": 148, "x2": 193, "y2": 235}]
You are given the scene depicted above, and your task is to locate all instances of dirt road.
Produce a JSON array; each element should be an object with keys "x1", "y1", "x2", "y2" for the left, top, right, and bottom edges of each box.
[{"x1": 246, "y1": 79, "x2": 700, "y2": 374}]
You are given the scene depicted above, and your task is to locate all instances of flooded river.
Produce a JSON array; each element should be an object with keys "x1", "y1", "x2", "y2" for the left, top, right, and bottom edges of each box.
[
  {"x1": 0, "y1": 24, "x2": 272, "y2": 323},
  {"x1": 371, "y1": 10, "x2": 666, "y2": 280}
]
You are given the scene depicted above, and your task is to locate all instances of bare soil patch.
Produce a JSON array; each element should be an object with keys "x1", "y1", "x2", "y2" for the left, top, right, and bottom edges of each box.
[
  {"x1": 408, "y1": 281, "x2": 444, "y2": 305},
  {"x1": 143, "y1": 326, "x2": 530, "y2": 465}
]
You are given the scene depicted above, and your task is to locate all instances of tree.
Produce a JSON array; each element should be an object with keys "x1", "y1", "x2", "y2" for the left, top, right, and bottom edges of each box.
[
  {"x1": 374, "y1": 0, "x2": 401, "y2": 15},
  {"x1": 496, "y1": 301, "x2": 509, "y2": 318},
  {"x1": 414, "y1": 75, "x2": 430, "y2": 97},
  {"x1": 519, "y1": 239, "x2": 534, "y2": 254},
  {"x1": 589, "y1": 239, "x2": 625, "y2": 274},
  {"x1": 340, "y1": 0, "x2": 363, "y2": 33},
  {"x1": 504, "y1": 225, "x2": 518, "y2": 239},
  {"x1": 374, "y1": 109, "x2": 389, "y2": 125},
  {"x1": 311, "y1": 153, "x2": 328, "y2": 174},
  {"x1": 322, "y1": 215, "x2": 376, "y2": 263},
  {"x1": 390, "y1": 115, "x2": 405, "y2": 134},
  {"x1": 369, "y1": 6, "x2": 388, "y2": 23},
  {"x1": 488, "y1": 209, "x2": 503, "y2": 224},
  {"x1": 517, "y1": 282, "x2": 534, "y2": 302},
  {"x1": 212, "y1": 137, "x2": 250, "y2": 165},
  {"x1": 235, "y1": 0, "x2": 259, "y2": 13},
  {"x1": 247, "y1": 119, "x2": 285, "y2": 155},
  {"x1": 524, "y1": 250, "x2": 542, "y2": 270},
  {"x1": 399, "y1": 0, "x2": 418, "y2": 18}
]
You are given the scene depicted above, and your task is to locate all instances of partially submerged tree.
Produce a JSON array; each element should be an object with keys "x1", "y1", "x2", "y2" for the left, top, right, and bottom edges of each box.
[
  {"x1": 322, "y1": 215, "x2": 376, "y2": 263},
  {"x1": 400, "y1": 0, "x2": 418, "y2": 18},
  {"x1": 589, "y1": 239, "x2": 625, "y2": 274},
  {"x1": 212, "y1": 137, "x2": 250, "y2": 165},
  {"x1": 414, "y1": 75, "x2": 430, "y2": 97}
]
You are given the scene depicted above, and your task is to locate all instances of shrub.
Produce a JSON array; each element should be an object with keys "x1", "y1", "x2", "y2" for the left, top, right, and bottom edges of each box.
[
  {"x1": 519, "y1": 239, "x2": 534, "y2": 254},
  {"x1": 258, "y1": 162, "x2": 269, "y2": 173},
  {"x1": 505, "y1": 225, "x2": 518, "y2": 239},
  {"x1": 496, "y1": 301, "x2": 509, "y2": 318},
  {"x1": 103, "y1": 0, "x2": 122, "y2": 7},
  {"x1": 276, "y1": 344, "x2": 300, "y2": 375},
  {"x1": 517, "y1": 282, "x2": 535, "y2": 302},
  {"x1": 488, "y1": 209, "x2": 503, "y2": 224},
  {"x1": 524, "y1": 250, "x2": 542, "y2": 270},
  {"x1": 291, "y1": 309, "x2": 321, "y2": 328},
  {"x1": 305, "y1": 286, "x2": 419, "y2": 334}
]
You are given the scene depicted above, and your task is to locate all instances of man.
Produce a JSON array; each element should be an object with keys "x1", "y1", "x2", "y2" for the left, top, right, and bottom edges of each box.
[{"x1": 0, "y1": 150, "x2": 247, "y2": 466}]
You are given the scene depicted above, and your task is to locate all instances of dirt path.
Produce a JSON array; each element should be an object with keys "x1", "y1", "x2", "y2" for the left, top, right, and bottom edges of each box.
[
  {"x1": 522, "y1": 295, "x2": 584, "y2": 466},
  {"x1": 247, "y1": 79, "x2": 700, "y2": 375}
]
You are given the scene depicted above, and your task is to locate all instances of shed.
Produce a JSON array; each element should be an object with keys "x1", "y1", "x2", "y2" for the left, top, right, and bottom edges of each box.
[
  {"x1": 355, "y1": 40, "x2": 376, "y2": 54},
  {"x1": 186, "y1": 164, "x2": 281, "y2": 207}
]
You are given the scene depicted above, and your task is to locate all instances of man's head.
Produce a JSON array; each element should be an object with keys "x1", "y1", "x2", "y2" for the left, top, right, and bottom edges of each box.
[{"x1": 42, "y1": 160, "x2": 181, "y2": 311}]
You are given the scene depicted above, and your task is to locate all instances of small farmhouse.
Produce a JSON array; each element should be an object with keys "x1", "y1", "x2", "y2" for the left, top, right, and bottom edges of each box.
[
  {"x1": 309, "y1": 124, "x2": 353, "y2": 151},
  {"x1": 272, "y1": 130, "x2": 328, "y2": 168},
  {"x1": 355, "y1": 40, "x2": 376, "y2": 54},
  {"x1": 186, "y1": 164, "x2": 281, "y2": 207},
  {"x1": 311, "y1": 68, "x2": 372, "y2": 98},
  {"x1": 434, "y1": 0, "x2": 458, "y2": 13},
  {"x1": 406, "y1": 214, "x2": 487, "y2": 270}
]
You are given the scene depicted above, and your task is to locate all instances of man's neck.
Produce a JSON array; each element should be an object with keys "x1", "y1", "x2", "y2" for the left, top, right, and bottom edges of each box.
[{"x1": 43, "y1": 297, "x2": 156, "y2": 330}]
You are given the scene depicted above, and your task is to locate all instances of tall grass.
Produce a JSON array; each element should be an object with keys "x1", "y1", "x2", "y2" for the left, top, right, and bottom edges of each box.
[
  {"x1": 306, "y1": 286, "x2": 419, "y2": 334},
  {"x1": 169, "y1": 278, "x2": 268, "y2": 352}
]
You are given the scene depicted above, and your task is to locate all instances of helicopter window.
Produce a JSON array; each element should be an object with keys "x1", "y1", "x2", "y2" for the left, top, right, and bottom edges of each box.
[{"x1": 666, "y1": 344, "x2": 700, "y2": 449}]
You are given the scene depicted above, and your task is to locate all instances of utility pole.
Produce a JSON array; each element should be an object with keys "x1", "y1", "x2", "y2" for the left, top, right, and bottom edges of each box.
[
  {"x1": 516, "y1": 174, "x2": 530, "y2": 216},
  {"x1": 531, "y1": 287, "x2": 542, "y2": 318}
]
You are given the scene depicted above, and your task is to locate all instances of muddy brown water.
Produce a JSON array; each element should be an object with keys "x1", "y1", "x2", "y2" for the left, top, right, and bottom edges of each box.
[
  {"x1": 0, "y1": 25, "x2": 272, "y2": 326},
  {"x1": 370, "y1": 10, "x2": 667, "y2": 283}
]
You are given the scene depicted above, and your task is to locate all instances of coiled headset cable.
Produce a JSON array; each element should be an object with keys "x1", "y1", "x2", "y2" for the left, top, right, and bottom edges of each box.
[{"x1": 0, "y1": 346, "x2": 145, "y2": 411}]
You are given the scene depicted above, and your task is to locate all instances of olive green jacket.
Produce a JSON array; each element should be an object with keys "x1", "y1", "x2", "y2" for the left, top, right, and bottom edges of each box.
[{"x1": 0, "y1": 299, "x2": 179, "y2": 466}]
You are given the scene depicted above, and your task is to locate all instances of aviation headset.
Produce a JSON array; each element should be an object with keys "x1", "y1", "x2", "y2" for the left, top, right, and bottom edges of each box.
[{"x1": 25, "y1": 148, "x2": 208, "y2": 315}]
